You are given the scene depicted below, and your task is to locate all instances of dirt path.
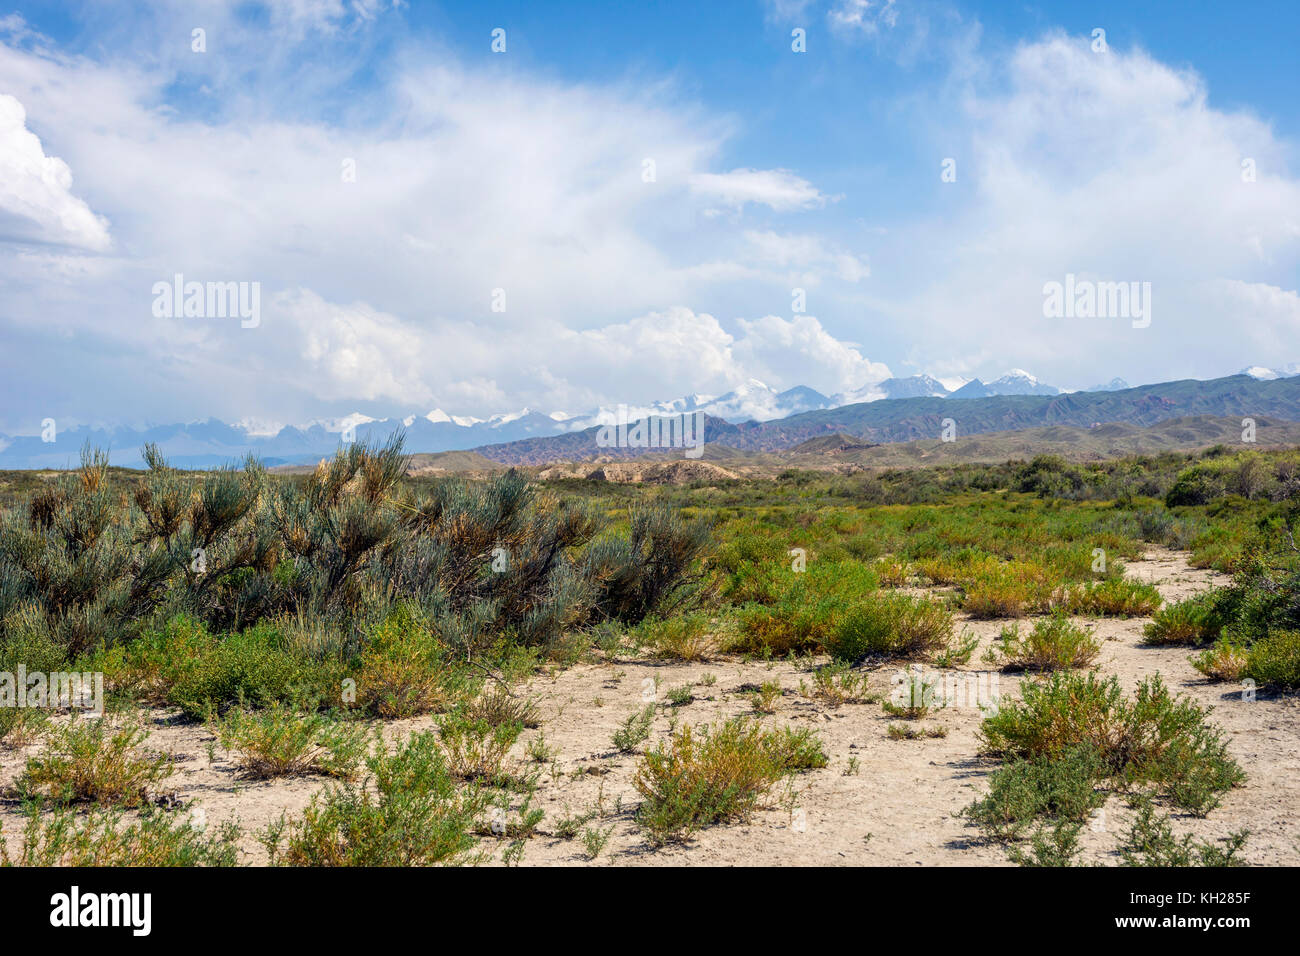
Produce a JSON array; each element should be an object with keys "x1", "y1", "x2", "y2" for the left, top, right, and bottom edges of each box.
[{"x1": 2, "y1": 547, "x2": 1296, "y2": 866}]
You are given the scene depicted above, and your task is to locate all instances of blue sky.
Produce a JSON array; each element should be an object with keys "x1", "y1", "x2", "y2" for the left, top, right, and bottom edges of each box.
[{"x1": 0, "y1": 0, "x2": 1297, "y2": 433}]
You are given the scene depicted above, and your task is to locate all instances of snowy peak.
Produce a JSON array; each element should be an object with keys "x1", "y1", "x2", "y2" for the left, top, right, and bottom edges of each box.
[
  {"x1": 1084, "y1": 377, "x2": 1131, "y2": 392},
  {"x1": 951, "y1": 370, "x2": 1061, "y2": 399},
  {"x1": 1242, "y1": 365, "x2": 1300, "y2": 381}
]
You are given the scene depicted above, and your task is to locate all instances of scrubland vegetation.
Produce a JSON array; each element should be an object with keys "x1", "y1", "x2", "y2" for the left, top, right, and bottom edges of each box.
[{"x1": 0, "y1": 439, "x2": 1296, "y2": 865}]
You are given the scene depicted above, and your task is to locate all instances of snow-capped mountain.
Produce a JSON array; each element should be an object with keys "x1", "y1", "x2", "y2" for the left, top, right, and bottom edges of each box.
[
  {"x1": 949, "y1": 369, "x2": 1061, "y2": 399},
  {"x1": 565, "y1": 380, "x2": 832, "y2": 428},
  {"x1": 6, "y1": 365, "x2": 1284, "y2": 470},
  {"x1": 835, "y1": 373, "x2": 952, "y2": 405},
  {"x1": 1082, "y1": 377, "x2": 1131, "y2": 392},
  {"x1": 1242, "y1": 365, "x2": 1300, "y2": 381}
]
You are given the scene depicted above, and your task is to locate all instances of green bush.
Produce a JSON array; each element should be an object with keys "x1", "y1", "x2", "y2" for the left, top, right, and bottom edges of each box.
[
  {"x1": 633, "y1": 718, "x2": 825, "y2": 845},
  {"x1": 1067, "y1": 578, "x2": 1162, "y2": 617},
  {"x1": 826, "y1": 593, "x2": 953, "y2": 661},
  {"x1": 979, "y1": 671, "x2": 1242, "y2": 815},
  {"x1": 1244, "y1": 630, "x2": 1300, "y2": 689},
  {"x1": 1142, "y1": 592, "x2": 1217, "y2": 645},
  {"x1": 993, "y1": 614, "x2": 1101, "y2": 671},
  {"x1": 2, "y1": 802, "x2": 240, "y2": 867},
  {"x1": 263, "y1": 731, "x2": 488, "y2": 866}
]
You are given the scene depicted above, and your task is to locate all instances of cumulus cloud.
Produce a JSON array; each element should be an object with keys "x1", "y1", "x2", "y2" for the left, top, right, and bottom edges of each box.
[
  {"x1": 735, "y1": 314, "x2": 891, "y2": 392},
  {"x1": 879, "y1": 33, "x2": 1300, "y2": 386},
  {"x1": 0, "y1": 94, "x2": 110, "y2": 250}
]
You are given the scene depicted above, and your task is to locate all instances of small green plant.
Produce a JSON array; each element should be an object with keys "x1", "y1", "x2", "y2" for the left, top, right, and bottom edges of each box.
[
  {"x1": 1, "y1": 801, "x2": 240, "y2": 867},
  {"x1": 1119, "y1": 798, "x2": 1248, "y2": 866},
  {"x1": 1191, "y1": 636, "x2": 1249, "y2": 682},
  {"x1": 581, "y1": 823, "x2": 615, "y2": 860},
  {"x1": 554, "y1": 807, "x2": 597, "y2": 839},
  {"x1": 802, "y1": 665, "x2": 874, "y2": 707},
  {"x1": 212, "y1": 704, "x2": 370, "y2": 780},
  {"x1": 993, "y1": 614, "x2": 1101, "y2": 671},
  {"x1": 882, "y1": 669, "x2": 940, "y2": 719},
  {"x1": 437, "y1": 713, "x2": 522, "y2": 783},
  {"x1": 886, "y1": 723, "x2": 947, "y2": 740},
  {"x1": 633, "y1": 718, "x2": 826, "y2": 845},
  {"x1": 19, "y1": 718, "x2": 173, "y2": 807},
  {"x1": 932, "y1": 632, "x2": 980, "y2": 668},
  {"x1": 666, "y1": 685, "x2": 694, "y2": 707},
  {"x1": 634, "y1": 612, "x2": 714, "y2": 661},
  {"x1": 612, "y1": 705, "x2": 655, "y2": 753},
  {"x1": 749, "y1": 681, "x2": 782, "y2": 714},
  {"x1": 464, "y1": 686, "x2": 541, "y2": 728},
  {"x1": 262, "y1": 731, "x2": 488, "y2": 866},
  {"x1": 1142, "y1": 592, "x2": 1216, "y2": 646}
]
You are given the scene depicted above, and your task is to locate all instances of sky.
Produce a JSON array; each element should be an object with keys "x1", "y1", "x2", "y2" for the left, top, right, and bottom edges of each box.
[{"x1": 0, "y1": 0, "x2": 1297, "y2": 433}]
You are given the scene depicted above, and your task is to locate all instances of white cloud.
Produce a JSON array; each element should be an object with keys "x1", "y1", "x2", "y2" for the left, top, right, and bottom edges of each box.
[
  {"x1": 881, "y1": 33, "x2": 1300, "y2": 386},
  {"x1": 734, "y1": 314, "x2": 890, "y2": 392},
  {"x1": 829, "y1": 0, "x2": 899, "y2": 35},
  {"x1": 743, "y1": 230, "x2": 870, "y2": 282},
  {"x1": 689, "y1": 167, "x2": 832, "y2": 211},
  {"x1": 0, "y1": 94, "x2": 110, "y2": 250}
]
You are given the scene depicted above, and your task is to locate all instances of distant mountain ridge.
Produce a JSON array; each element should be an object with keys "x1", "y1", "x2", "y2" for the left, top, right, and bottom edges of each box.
[
  {"x1": 2, "y1": 369, "x2": 1296, "y2": 471},
  {"x1": 473, "y1": 374, "x2": 1300, "y2": 465}
]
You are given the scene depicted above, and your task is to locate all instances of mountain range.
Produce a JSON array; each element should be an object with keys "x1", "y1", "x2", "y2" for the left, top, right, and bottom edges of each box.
[{"x1": 0, "y1": 366, "x2": 1294, "y2": 471}]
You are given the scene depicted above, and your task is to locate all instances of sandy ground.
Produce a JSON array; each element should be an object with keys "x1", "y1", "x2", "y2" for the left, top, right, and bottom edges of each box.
[{"x1": 2, "y1": 547, "x2": 1296, "y2": 866}]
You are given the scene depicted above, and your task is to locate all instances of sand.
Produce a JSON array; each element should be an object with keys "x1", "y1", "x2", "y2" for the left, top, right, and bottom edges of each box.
[{"x1": 2, "y1": 547, "x2": 1296, "y2": 866}]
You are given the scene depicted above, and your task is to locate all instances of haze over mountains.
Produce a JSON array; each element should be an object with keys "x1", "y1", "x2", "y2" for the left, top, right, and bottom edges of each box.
[{"x1": 1, "y1": 366, "x2": 1296, "y2": 471}]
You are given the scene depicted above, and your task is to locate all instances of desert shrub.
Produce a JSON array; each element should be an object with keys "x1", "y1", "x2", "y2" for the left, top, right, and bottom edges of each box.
[
  {"x1": 437, "y1": 713, "x2": 522, "y2": 782},
  {"x1": 1142, "y1": 592, "x2": 1217, "y2": 645},
  {"x1": 1067, "y1": 578, "x2": 1162, "y2": 616},
  {"x1": 19, "y1": 718, "x2": 173, "y2": 807},
  {"x1": 962, "y1": 563, "x2": 1060, "y2": 618},
  {"x1": 582, "y1": 504, "x2": 712, "y2": 625},
  {"x1": 1165, "y1": 465, "x2": 1228, "y2": 507},
  {"x1": 613, "y1": 705, "x2": 655, "y2": 753},
  {"x1": 1191, "y1": 637, "x2": 1249, "y2": 682},
  {"x1": 354, "y1": 608, "x2": 463, "y2": 718},
  {"x1": 729, "y1": 560, "x2": 878, "y2": 656},
  {"x1": 263, "y1": 731, "x2": 487, "y2": 866},
  {"x1": 872, "y1": 557, "x2": 911, "y2": 587},
  {"x1": 1243, "y1": 629, "x2": 1300, "y2": 689},
  {"x1": 1120, "y1": 799, "x2": 1248, "y2": 866},
  {"x1": 826, "y1": 593, "x2": 953, "y2": 662},
  {"x1": 1, "y1": 802, "x2": 240, "y2": 867},
  {"x1": 462, "y1": 686, "x2": 540, "y2": 728},
  {"x1": 963, "y1": 745, "x2": 1105, "y2": 842},
  {"x1": 633, "y1": 611, "x2": 714, "y2": 661},
  {"x1": 993, "y1": 614, "x2": 1101, "y2": 671},
  {"x1": 0, "y1": 447, "x2": 180, "y2": 656},
  {"x1": 634, "y1": 718, "x2": 825, "y2": 844},
  {"x1": 163, "y1": 620, "x2": 332, "y2": 720},
  {"x1": 212, "y1": 704, "x2": 371, "y2": 779},
  {"x1": 978, "y1": 672, "x2": 1242, "y2": 815}
]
